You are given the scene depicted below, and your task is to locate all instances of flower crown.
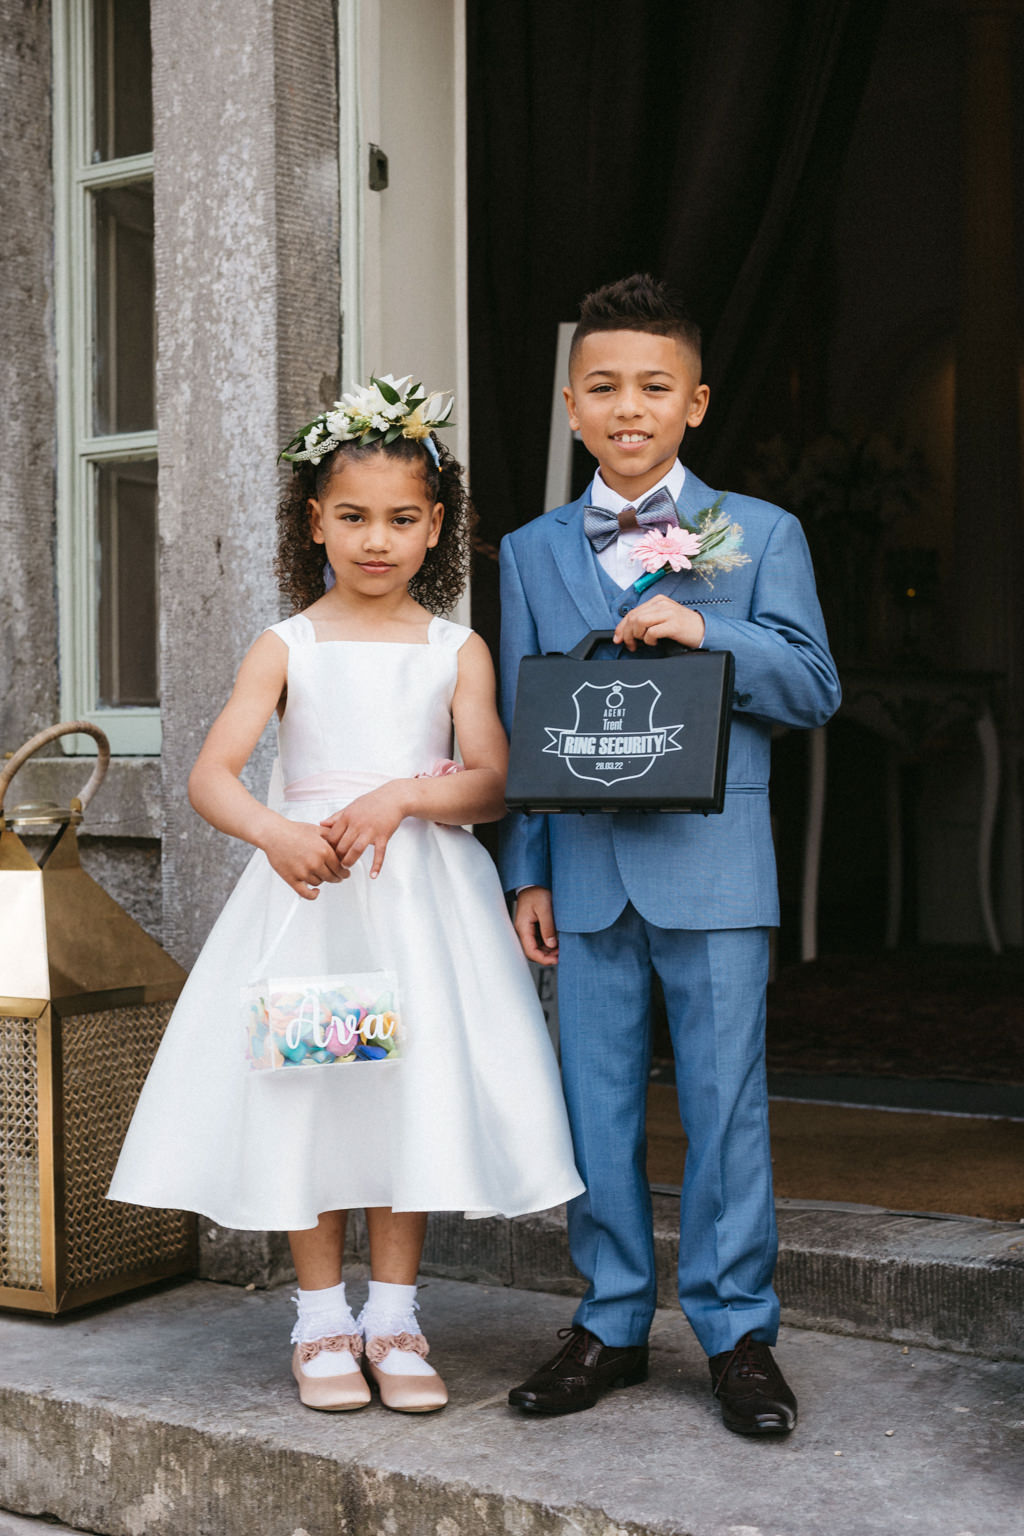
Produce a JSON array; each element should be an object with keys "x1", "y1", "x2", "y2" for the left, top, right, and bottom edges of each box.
[{"x1": 280, "y1": 374, "x2": 454, "y2": 468}]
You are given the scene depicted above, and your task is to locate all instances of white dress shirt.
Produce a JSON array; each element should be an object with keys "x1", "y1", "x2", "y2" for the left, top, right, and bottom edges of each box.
[{"x1": 588, "y1": 460, "x2": 687, "y2": 589}]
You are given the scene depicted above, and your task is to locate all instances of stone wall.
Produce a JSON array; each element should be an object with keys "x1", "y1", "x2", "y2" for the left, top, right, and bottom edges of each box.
[
  {"x1": 0, "y1": 0, "x2": 59, "y2": 745},
  {"x1": 152, "y1": 0, "x2": 341, "y2": 971}
]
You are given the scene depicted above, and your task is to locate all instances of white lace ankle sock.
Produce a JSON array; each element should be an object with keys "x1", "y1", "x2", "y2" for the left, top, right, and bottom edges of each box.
[
  {"x1": 291, "y1": 1281, "x2": 362, "y2": 1377},
  {"x1": 358, "y1": 1280, "x2": 435, "y2": 1377}
]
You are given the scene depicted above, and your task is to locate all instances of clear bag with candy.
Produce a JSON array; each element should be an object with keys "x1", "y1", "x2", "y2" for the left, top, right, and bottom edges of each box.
[
  {"x1": 242, "y1": 969, "x2": 401, "y2": 1071},
  {"x1": 242, "y1": 860, "x2": 402, "y2": 1072}
]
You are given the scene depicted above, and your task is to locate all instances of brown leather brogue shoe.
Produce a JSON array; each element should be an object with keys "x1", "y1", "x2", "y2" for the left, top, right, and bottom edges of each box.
[
  {"x1": 709, "y1": 1333, "x2": 797, "y2": 1435},
  {"x1": 508, "y1": 1325, "x2": 649, "y2": 1415}
]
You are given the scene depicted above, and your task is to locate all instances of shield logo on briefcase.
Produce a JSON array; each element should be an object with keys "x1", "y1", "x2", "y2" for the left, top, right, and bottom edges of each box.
[{"x1": 544, "y1": 679, "x2": 683, "y2": 786}]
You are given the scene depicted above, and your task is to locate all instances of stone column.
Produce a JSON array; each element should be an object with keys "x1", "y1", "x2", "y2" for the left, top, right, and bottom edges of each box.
[
  {"x1": 0, "y1": 0, "x2": 59, "y2": 746},
  {"x1": 152, "y1": 0, "x2": 340, "y2": 1283}
]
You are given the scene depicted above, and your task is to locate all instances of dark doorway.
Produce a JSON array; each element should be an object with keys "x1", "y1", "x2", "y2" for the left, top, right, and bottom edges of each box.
[{"x1": 466, "y1": 2, "x2": 1024, "y2": 1168}]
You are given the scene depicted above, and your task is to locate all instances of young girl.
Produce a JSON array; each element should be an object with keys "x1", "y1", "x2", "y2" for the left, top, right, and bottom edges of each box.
[{"x1": 109, "y1": 375, "x2": 583, "y2": 1414}]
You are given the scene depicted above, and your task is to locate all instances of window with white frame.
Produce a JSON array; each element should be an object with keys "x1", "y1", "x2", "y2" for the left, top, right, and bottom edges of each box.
[{"x1": 53, "y1": 0, "x2": 160, "y2": 754}]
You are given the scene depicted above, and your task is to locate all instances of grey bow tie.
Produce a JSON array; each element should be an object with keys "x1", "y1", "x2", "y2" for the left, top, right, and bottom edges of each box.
[{"x1": 582, "y1": 487, "x2": 678, "y2": 552}]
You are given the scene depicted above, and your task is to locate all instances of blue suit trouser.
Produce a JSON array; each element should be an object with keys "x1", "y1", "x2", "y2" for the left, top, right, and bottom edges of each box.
[{"x1": 557, "y1": 907, "x2": 779, "y2": 1357}]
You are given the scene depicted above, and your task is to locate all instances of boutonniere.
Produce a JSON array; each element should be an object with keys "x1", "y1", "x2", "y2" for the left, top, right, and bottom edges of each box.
[{"x1": 630, "y1": 494, "x2": 751, "y2": 595}]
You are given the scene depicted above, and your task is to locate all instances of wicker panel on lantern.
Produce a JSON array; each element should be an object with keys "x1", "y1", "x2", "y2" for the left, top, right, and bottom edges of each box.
[
  {"x1": 0, "y1": 1014, "x2": 43, "y2": 1291},
  {"x1": 61, "y1": 998, "x2": 194, "y2": 1294}
]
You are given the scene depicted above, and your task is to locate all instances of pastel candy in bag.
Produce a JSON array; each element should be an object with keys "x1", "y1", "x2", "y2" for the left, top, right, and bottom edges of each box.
[{"x1": 242, "y1": 969, "x2": 401, "y2": 1071}]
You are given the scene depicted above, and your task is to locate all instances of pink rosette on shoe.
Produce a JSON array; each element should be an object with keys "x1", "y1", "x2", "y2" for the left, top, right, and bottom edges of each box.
[
  {"x1": 298, "y1": 1332, "x2": 364, "y2": 1365},
  {"x1": 363, "y1": 1331, "x2": 448, "y2": 1413},
  {"x1": 364, "y1": 1330, "x2": 430, "y2": 1366}
]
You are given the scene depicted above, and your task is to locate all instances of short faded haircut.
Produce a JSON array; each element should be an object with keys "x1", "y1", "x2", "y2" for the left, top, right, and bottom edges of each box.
[{"x1": 568, "y1": 273, "x2": 702, "y2": 376}]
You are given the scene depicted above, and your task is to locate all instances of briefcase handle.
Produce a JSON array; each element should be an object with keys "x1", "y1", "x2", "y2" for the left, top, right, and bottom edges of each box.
[{"x1": 568, "y1": 629, "x2": 689, "y2": 661}]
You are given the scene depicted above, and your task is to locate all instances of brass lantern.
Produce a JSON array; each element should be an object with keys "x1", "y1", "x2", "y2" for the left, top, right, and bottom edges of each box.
[{"x1": 0, "y1": 721, "x2": 195, "y2": 1314}]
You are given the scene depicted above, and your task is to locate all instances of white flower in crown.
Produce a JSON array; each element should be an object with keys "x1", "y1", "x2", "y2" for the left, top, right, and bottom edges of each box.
[
  {"x1": 421, "y1": 391, "x2": 454, "y2": 427},
  {"x1": 340, "y1": 377, "x2": 409, "y2": 424},
  {"x1": 324, "y1": 409, "x2": 357, "y2": 440},
  {"x1": 340, "y1": 385, "x2": 382, "y2": 420},
  {"x1": 376, "y1": 372, "x2": 414, "y2": 396}
]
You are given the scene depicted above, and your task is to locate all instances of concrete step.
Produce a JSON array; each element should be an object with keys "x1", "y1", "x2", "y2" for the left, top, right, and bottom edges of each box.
[
  {"x1": 1, "y1": 1514, "x2": 81, "y2": 1535},
  {"x1": 2, "y1": 1273, "x2": 1023, "y2": 1536},
  {"x1": 401, "y1": 1196, "x2": 1024, "y2": 1363}
]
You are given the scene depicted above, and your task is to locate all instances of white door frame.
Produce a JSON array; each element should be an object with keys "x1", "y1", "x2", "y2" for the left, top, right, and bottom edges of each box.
[{"x1": 337, "y1": 0, "x2": 469, "y2": 478}]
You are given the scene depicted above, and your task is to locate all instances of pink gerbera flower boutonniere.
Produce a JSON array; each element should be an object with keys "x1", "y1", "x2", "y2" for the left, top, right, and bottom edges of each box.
[
  {"x1": 632, "y1": 525, "x2": 702, "y2": 574},
  {"x1": 629, "y1": 492, "x2": 752, "y2": 594}
]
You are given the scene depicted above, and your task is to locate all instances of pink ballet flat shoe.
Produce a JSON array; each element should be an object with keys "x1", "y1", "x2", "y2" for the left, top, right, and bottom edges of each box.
[
  {"x1": 363, "y1": 1331, "x2": 448, "y2": 1413},
  {"x1": 292, "y1": 1334, "x2": 371, "y2": 1411}
]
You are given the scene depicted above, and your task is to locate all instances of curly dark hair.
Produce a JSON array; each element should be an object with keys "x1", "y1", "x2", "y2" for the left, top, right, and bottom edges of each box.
[{"x1": 275, "y1": 434, "x2": 473, "y2": 615}]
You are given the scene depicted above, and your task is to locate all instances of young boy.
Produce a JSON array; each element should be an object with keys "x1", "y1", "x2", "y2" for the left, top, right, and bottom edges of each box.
[{"x1": 499, "y1": 273, "x2": 840, "y2": 1434}]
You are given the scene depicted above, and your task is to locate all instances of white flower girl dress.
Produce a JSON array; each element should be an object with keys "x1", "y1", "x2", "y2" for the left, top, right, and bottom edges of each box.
[{"x1": 110, "y1": 614, "x2": 583, "y2": 1229}]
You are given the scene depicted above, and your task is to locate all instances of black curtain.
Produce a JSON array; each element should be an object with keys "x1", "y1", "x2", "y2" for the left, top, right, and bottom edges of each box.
[{"x1": 467, "y1": 0, "x2": 887, "y2": 646}]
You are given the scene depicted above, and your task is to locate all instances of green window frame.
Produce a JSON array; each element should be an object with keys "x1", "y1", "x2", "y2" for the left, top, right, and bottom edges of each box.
[{"x1": 52, "y1": 0, "x2": 160, "y2": 755}]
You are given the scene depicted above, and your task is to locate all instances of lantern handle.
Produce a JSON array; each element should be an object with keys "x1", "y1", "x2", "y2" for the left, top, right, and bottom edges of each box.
[{"x1": 0, "y1": 721, "x2": 111, "y2": 815}]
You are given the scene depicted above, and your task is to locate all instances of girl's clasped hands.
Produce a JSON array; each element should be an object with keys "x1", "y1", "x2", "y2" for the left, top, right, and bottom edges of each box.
[
  {"x1": 262, "y1": 782, "x2": 409, "y2": 896},
  {"x1": 262, "y1": 816, "x2": 346, "y2": 897},
  {"x1": 319, "y1": 780, "x2": 409, "y2": 882}
]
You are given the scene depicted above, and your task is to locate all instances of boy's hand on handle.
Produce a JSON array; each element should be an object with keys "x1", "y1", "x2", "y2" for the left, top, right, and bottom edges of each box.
[
  {"x1": 613, "y1": 594, "x2": 705, "y2": 652},
  {"x1": 514, "y1": 886, "x2": 559, "y2": 965},
  {"x1": 320, "y1": 781, "x2": 409, "y2": 879},
  {"x1": 261, "y1": 818, "x2": 347, "y2": 899}
]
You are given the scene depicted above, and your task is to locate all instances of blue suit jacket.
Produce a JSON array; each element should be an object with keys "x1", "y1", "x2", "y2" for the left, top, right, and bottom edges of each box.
[{"x1": 498, "y1": 470, "x2": 841, "y2": 933}]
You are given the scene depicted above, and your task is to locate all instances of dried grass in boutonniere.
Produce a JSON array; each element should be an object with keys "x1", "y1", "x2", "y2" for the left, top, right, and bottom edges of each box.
[{"x1": 630, "y1": 494, "x2": 751, "y2": 594}]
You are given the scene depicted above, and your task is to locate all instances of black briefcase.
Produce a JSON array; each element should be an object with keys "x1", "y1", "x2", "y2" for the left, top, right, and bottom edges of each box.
[{"x1": 505, "y1": 630, "x2": 735, "y2": 814}]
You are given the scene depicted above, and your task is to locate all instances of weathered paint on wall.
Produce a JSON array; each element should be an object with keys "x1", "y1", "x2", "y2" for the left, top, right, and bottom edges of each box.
[
  {"x1": 0, "y1": 0, "x2": 59, "y2": 744},
  {"x1": 152, "y1": 0, "x2": 341, "y2": 969}
]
